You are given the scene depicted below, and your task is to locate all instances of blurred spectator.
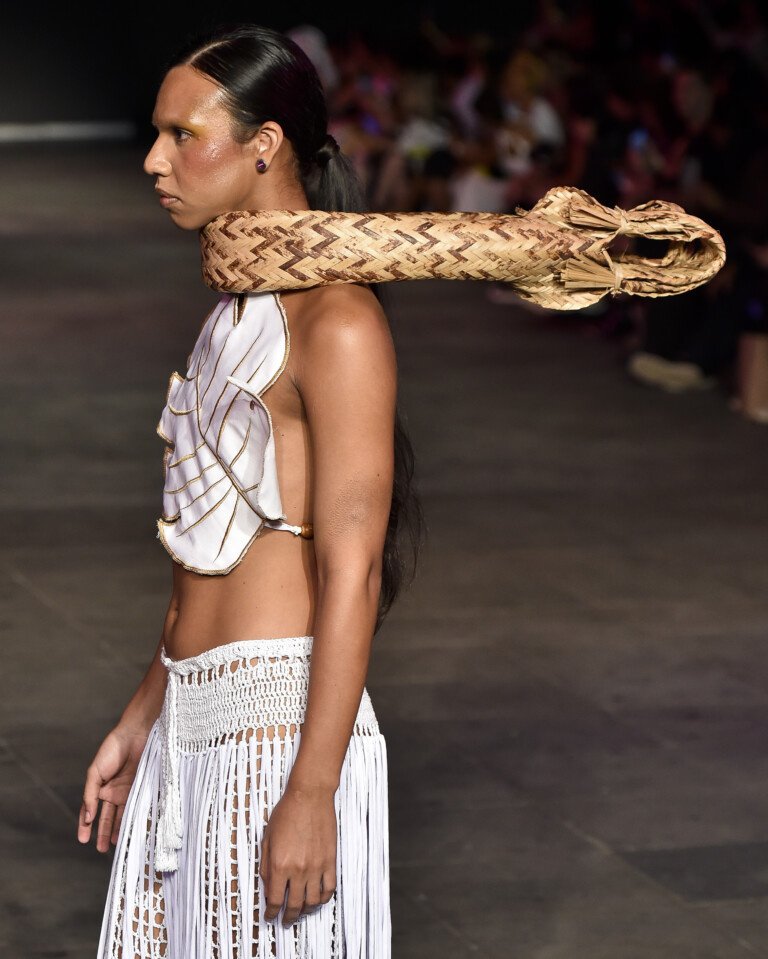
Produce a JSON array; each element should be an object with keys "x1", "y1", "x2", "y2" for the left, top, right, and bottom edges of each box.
[
  {"x1": 297, "y1": 1, "x2": 768, "y2": 421},
  {"x1": 287, "y1": 24, "x2": 340, "y2": 95},
  {"x1": 626, "y1": 53, "x2": 768, "y2": 418}
]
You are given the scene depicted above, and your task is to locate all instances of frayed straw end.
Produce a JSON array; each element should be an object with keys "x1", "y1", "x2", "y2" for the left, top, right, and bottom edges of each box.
[{"x1": 560, "y1": 251, "x2": 624, "y2": 293}]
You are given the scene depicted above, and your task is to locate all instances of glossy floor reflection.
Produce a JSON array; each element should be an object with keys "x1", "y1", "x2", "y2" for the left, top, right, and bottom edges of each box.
[{"x1": 1, "y1": 144, "x2": 767, "y2": 958}]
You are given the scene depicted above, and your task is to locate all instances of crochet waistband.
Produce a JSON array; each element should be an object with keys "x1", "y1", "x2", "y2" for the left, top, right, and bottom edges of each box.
[
  {"x1": 160, "y1": 634, "x2": 315, "y2": 678},
  {"x1": 154, "y1": 634, "x2": 379, "y2": 872},
  {"x1": 161, "y1": 635, "x2": 323, "y2": 751}
]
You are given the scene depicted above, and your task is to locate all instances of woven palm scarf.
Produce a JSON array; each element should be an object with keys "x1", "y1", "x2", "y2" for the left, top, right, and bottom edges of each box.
[{"x1": 198, "y1": 185, "x2": 725, "y2": 310}]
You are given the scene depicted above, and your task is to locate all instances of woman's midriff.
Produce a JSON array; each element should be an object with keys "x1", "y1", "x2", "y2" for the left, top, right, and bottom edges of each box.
[{"x1": 163, "y1": 528, "x2": 317, "y2": 660}]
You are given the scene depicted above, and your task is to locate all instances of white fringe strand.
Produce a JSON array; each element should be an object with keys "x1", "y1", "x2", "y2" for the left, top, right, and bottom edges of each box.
[{"x1": 96, "y1": 636, "x2": 391, "y2": 958}]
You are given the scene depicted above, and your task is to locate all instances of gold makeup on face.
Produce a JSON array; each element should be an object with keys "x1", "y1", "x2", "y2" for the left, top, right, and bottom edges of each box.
[
  {"x1": 150, "y1": 120, "x2": 198, "y2": 137},
  {"x1": 145, "y1": 64, "x2": 302, "y2": 231},
  {"x1": 155, "y1": 64, "x2": 289, "y2": 166},
  {"x1": 147, "y1": 71, "x2": 234, "y2": 188}
]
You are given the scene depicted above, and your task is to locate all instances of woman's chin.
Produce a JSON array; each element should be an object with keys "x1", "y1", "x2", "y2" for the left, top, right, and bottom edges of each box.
[
  {"x1": 167, "y1": 208, "x2": 208, "y2": 231},
  {"x1": 163, "y1": 201, "x2": 237, "y2": 231}
]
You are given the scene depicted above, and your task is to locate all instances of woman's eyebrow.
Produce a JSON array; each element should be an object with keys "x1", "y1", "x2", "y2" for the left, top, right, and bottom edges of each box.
[
  {"x1": 151, "y1": 116, "x2": 205, "y2": 135},
  {"x1": 150, "y1": 116, "x2": 190, "y2": 130}
]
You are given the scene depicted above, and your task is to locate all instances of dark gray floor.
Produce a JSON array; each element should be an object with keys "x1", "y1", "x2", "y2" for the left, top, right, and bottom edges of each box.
[{"x1": 2, "y1": 145, "x2": 768, "y2": 958}]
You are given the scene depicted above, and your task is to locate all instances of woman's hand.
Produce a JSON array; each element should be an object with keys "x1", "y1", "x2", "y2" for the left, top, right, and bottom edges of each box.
[
  {"x1": 260, "y1": 782, "x2": 338, "y2": 926},
  {"x1": 77, "y1": 724, "x2": 151, "y2": 852}
]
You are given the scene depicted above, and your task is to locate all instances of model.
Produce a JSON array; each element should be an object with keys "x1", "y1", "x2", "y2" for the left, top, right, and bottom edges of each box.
[
  {"x1": 77, "y1": 22, "x2": 725, "y2": 959},
  {"x1": 80, "y1": 24, "x2": 412, "y2": 959}
]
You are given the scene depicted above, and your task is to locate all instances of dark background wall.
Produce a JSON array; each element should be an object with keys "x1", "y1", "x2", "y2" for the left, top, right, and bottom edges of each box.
[{"x1": 2, "y1": 2, "x2": 525, "y2": 130}]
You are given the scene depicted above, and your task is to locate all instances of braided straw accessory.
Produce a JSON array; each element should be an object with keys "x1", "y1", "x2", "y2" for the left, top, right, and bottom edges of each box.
[{"x1": 199, "y1": 185, "x2": 726, "y2": 310}]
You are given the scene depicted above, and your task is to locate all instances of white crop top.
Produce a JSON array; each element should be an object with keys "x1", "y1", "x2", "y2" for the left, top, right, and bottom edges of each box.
[{"x1": 155, "y1": 290, "x2": 313, "y2": 575}]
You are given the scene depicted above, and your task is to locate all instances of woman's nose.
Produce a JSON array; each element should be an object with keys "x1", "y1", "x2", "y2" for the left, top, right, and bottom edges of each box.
[{"x1": 143, "y1": 140, "x2": 172, "y2": 177}]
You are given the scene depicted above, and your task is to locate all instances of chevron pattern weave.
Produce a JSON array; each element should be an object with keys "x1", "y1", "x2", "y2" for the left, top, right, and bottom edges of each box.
[{"x1": 199, "y1": 185, "x2": 726, "y2": 311}]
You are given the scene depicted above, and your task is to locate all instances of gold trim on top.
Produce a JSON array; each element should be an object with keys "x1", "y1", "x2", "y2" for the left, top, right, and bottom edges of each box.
[
  {"x1": 213, "y1": 355, "x2": 269, "y2": 448},
  {"x1": 198, "y1": 303, "x2": 240, "y2": 408},
  {"x1": 207, "y1": 347, "x2": 266, "y2": 439},
  {"x1": 167, "y1": 440, "x2": 206, "y2": 469},
  {"x1": 229, "y1": 420, "x2": 252, "y2": 471},
  {"x1": 177, "y1": 471, "x2": 228, "y2": 516},
  {"x1": 166, "y1": 370, "x2": 196, "y2": 415},
  {"x1": 213, "y1": 496, "x2": 240, "y2": 563},
  {"x1": 196, "y1": 298, "x2": 230, "y2": 384},
  {"x1": 263, "y1": 291, "x2": 291, "y2": 395},
  {"x1": 193, "y1": 293, "x2": 289, "y2": 519},
  {"x1": 164, "y1": 371, "x2": 180, "y2": 404},
  {"x1": 164, "y1": 459, "x2": 219, "y2": 496},
  {"x1": 157, "y1": 512, "x2": 270, "y2": 576},
  {"x1": 175, "y1": 485, "x2": 231, "y2": 536}
]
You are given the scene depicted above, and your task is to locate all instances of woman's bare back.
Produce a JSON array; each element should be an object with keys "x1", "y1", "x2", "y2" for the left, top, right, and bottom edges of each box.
[{"x1": 163, "y1": 283, "x2": 379, "y2": 659}]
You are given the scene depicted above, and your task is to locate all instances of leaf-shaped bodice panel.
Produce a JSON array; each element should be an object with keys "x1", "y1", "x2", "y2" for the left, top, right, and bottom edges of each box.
[{"x1": 156, "y1": 291, "x2": 291, "y2": 574}]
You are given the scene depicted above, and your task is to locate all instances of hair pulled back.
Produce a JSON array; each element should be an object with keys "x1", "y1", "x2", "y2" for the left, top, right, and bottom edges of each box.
[{"x1": 166, "y1": 24, "x2": 425, "y2": 632}]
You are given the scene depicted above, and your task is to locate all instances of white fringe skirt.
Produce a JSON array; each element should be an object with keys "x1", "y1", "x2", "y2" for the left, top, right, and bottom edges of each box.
[{"x1": 96, "y1": 635, "x2": 390, "y2": 958}]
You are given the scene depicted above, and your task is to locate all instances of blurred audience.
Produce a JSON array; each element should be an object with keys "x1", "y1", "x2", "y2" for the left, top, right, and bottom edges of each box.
[{"x1": 293, "y1": 0, "x2": 768, "y2": 423}]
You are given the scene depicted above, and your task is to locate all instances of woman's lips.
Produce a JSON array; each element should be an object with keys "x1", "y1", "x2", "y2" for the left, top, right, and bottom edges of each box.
[{"x1": 155, "y1": 187, "x2": 181, "y2": 207}]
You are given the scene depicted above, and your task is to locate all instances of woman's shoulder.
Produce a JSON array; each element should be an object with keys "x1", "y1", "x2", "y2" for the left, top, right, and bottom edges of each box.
[
  {"x1": 281, "y1": 282, "x2": 383, "y2": 322},
  {"x1": 281, "y1": 283, "x2": 394, "y2": 382},
  {"x1": 281, "y1": 283, "x2": 388, "y2": 345}
]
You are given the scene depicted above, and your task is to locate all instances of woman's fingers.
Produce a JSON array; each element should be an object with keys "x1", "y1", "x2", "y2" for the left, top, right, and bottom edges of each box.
[
  {"x1": 303, "y1": 875, "x2": 324, "y2": 915},
  {"x1": 78, "y1": 763, "x2": 103, "y2": 843},
  {"x1": 258, "y1": 814, "x2": 336, "y2": 925},
  {"x1": 258, "y1": 831, "x2": 270, "y2": 885},
  {"x1": 77, "y1": 769, "x2": 124, "y2": 850},
  {"x1": 265, "y1": 872, "x2": 329, "y2": 925},
  {"x1": 263, "y1": 868, "x2": 289, "y2": 923},
  {"x1": 111, "y1": 803, "x2": 125, "y2": 845},
  {"x1": 280, "y1": 877, "x2": 308, "y2": 926},
  {"x1": 320, "y1": 865, "x2": 337, "y2": 905},
  {"x1": 96, "y1": 800, "x2": 117, "y2": 853},
  {"x1": 77, "y1": 802, "x2": 93, "y2": 843}
]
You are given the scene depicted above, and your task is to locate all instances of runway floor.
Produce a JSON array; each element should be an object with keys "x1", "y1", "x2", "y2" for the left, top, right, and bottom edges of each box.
[{"x1": 2, "y1": 144, "x2": 768, "y2": 957}]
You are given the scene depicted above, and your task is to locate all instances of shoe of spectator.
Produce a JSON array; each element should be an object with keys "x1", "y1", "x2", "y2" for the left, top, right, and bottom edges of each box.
[
  {"x1": 731, "y1": 333, "x2": 768, "y2": 424},
  {"x1": 627, "y1": 351, "x2": 718, "y2": 393},
  {"x1": 728, "y1": 395, "x2": 768, "y2": 423}
]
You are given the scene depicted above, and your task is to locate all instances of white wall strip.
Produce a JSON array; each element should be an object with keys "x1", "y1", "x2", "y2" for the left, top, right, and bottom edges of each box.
[{"x1": 0, "y1": 121, "x2": 136, "y2": 143}]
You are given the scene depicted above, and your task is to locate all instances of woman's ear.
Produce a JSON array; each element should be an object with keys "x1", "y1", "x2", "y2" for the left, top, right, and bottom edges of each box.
[{"x1": 247, "y1": 120, "x2": 284, "y2": 168}]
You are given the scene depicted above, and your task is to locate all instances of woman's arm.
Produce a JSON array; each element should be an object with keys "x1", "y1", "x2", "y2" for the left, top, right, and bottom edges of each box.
[
  {"x1": 78, "y1": 615, "x2": 172, "y2": 851},
  {"x1": 260, "y1": 287, "x2": 396, "y2": 925},
  {"x1": 116, "y1": 632, "x2": 169, "y2": 735},
  {"x1": 290, "y1": 291, "x2": 396, "y2": 791}
]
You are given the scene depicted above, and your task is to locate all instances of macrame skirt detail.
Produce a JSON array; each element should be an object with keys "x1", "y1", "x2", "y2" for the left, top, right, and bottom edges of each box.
[{"x1": 96, "y1": 635, "x2": 390, "y2": 958}]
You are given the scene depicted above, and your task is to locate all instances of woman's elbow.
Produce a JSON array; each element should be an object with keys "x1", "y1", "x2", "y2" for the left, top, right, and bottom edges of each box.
[{"x1": 316, "y1": 551, "x2": 383, "y2": 598}]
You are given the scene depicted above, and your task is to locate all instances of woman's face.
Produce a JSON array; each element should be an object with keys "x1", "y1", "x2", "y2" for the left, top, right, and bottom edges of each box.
[{"x1": 143, "y1": 65, "x2": 278, "y2": 230}]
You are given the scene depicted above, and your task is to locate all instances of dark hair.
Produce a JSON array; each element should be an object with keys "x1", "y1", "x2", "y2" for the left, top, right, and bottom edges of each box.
[{"x1": 167, "y1": 23, "x2": 425, "y2": 632}]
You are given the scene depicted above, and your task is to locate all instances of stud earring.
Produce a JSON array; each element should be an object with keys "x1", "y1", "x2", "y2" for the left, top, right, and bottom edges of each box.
[{"x1": 256, "y1": 158, "x2": 267, "y2": 173}]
